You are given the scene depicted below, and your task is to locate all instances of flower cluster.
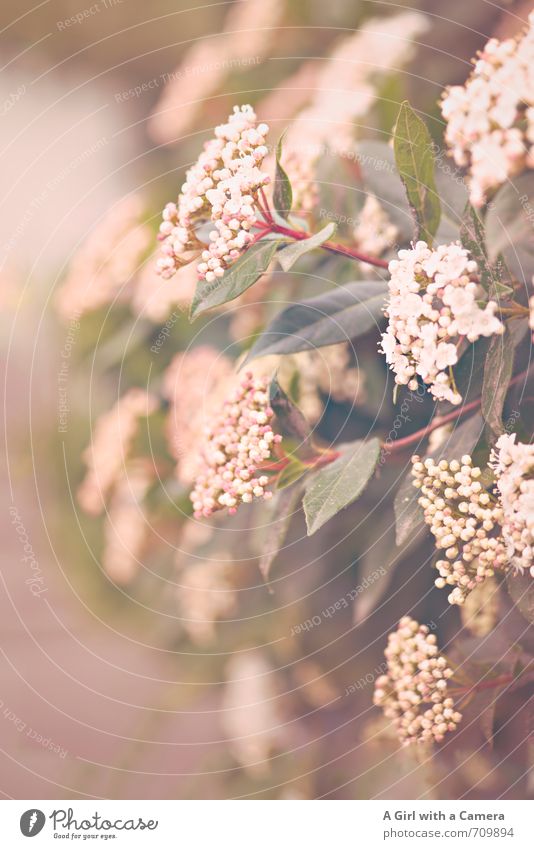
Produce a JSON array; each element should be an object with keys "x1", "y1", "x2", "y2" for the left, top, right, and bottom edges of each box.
[
  {"x1": 102, "y1": 461, "x2": 153, "y2": 584},
  {"x1": 412, "y1": 455, "x2": 507, "y2": 605},
  {"x1": 461, "y1": 576, "x2": 498, "y2": 637},
  {"x1": 148, "y1": 0, "x2": 283, "y2": 144},
  {"x1": 163, "y1": 346, "x2": 235, "y2": 484},
  {"x1": 78, "y1": 388, "x2": 158, "y2": 515},
  {"x1": 373, "y1": 617, "x2": 462, "y2": 745},
  {"x1": 157, "y1": 105, "x2": 270, "y2": 282},
  {"x1": 380, "y1": 241, "x2": 503, "y2": 404},
  {"x1": 441, "y1": 13, "x2": 534, "y2": 206},
  {"x1": 280, "y1": 12, "x2": 428, "y2": 212},
  {"x1": 490, "y1": 434, "x2": 534, "y2": 577},
  {"x1": 177, "y1": 554, "x2": 237, "y2": 645},
  {"x1": 190, "y1": 372, "x2": 281, "y2": 518},
  {"x1": 56, "y1": 195, "x2": 151, "y2": 320}
]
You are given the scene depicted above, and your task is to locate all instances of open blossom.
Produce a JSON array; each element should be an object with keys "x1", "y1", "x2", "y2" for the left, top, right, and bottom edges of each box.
[
  {"x1": 412, "y1": 455, "x2": 507, "y2": 605},
  {"x1": 441, "y1": 13, "x2": 534, "y2": 206},
  {"x1": 373, "y1": 617, "x2": 462, "y2": 745},
  {"x1": 380, "y1": 241, "x2": 503, "y2": 404},
  {"x1": 78, "y1": 388, "x2": 158, "y2": 515},
  {"x1": 190, "y1": 373, "x2": 281, "y2": 518},
  {"x1": 490, "y1": 434, "x2": 534, "y2": 577},
  {"x1": 156, "y1": 105, "x2": 270, "y2": 282},
  {"x1": 56, "y1": 195, "x2": 151, "y2": 320}
]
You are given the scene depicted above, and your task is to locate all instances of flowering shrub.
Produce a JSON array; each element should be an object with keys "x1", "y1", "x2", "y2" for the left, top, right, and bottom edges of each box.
[{"x1": 65, "y1": 8, "x2": 534, "y2": 769}]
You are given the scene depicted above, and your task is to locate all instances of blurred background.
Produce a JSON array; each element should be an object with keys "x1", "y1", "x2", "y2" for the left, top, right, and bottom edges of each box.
[{"x1": 1, "y1": 0, "x2": 533, "y2": 800}]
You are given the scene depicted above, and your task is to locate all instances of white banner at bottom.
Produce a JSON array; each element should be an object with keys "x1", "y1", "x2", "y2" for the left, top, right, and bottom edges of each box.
[{"x1": 0, "y1": 799, "x2": 531, "y2": 848}]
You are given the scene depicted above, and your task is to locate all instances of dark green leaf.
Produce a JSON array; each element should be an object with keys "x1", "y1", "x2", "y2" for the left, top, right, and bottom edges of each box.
[
  {"x1": 460, "y1": 203, "x2": 493, "y2": 289},
  {"x1": 244, "y1": 281, "x2": 388, "y2": 363},
  {"x1": 434, "y1": 165, "x2": 468, "y2": 242},
  {"x1": 258, "y1": 482, "x2": 304, "y2": 582},
  {"x1": 481, "y1": 324, "x2": 514, "y2": 438},
  {"x1": 357, "y1": 140, "x2": 414, "y2": 239},
  {"x1": 507, "y1": 570, "x2": 534, "y2": 624},
  {"x1": 303, "y1": 438, "x2": 380, "y2": 535},
  {"x1": 276, "y1": 455, "x2": 308, "y2": 489},
  {"x1": 393, "y1": 101, "x2": 441, "y2": 243},
  {"x1": 269, "y1": 376, "x2": 314, "y2": 456},
  {"x1": 273, "y1": 134, "x2": 293, "y2": 220},
  {"x1": 277, "y1": 222, "x2": 336, "y2": 272},
  {"x1": 485, "y1": 173, "x2": 534, "y2": 282},
  {"x1": 190, "y1": 239, "x2": 282, "y2": 318}
]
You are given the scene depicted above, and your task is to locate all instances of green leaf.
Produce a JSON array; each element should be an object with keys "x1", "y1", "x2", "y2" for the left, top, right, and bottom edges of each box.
[
  {"x1": 357, "y1": 140, "x2": 414, "y2": 239},
  {"x1": 481, "y1": 324, "x2": 514, "y2": 438},
  {"x1": 394, "y1": 412, "x2": 484, "y2": 545},
  {"x1": 393, "y1": 101, "x2": 441, "y2": 244},
  {"x1": 460, "y1": 203, "x2": 493, "y2": 290},
  {"x1": 257, "y1": 481, "x2": 304, "y2": 583},
  {"x1": 277, "y1": 222, "x2": 336, "y2": 272},
  {"x1": 269, "y1": 376, "x2": 314, "y2": 456},
  {"x1": 276, "y1": 455, "x2": 308, "y2": 489},
  {"x1": 506, "y1": 570, "x2": 534, "y2": 624},
  {"x1": 190, "y1": 239, "x2": 282, "y2": 318},
  {"x1": 243, "y1": 281, "x2": 388, "y2": 363},
  {"x1": 434, "y1": 166, "x2": 469, "y2": 243},
  {"x1": 303, "y1": 438, "x2": 380, "y2": 536},
  {"x1": 485, "y1": 173, "x2": 534, "y2": 281},
  {"x1": 273, "y1": 134, "x2": 293, "y2": 220}
]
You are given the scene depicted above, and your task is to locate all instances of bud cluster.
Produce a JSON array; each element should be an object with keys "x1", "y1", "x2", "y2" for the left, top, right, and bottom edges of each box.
[
  {"x1": 190, "y1": 373, "x2": 282, "y2": 518},
  {"x1": 380, "y1": 241, "x2": 503, "y2": 405},
  {"x1": 373, "y1": 616, "x2": 462, "y2": 745},
  {"x1": 490, "y1": 434, "x2": 534, "y2": 577},
  {"x1": 412, "y1": 455, "x2": 507, "y2": 605},
  {"x1": 157, "y1": 105, "x2": 270, "y2": 282}
]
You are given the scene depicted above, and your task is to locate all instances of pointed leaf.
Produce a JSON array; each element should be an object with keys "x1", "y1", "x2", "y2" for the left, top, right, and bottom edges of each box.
[
  {"x1": 273, "y1": 134, "x2": 293, "y2": 220},
  {"x1": 269, "y1": 376, "x2": 314, "y2": 456},
  {"x1": 244, "y1": 281, "x2": 387, "y2": 363},
  {"x1": 303, "y1": 438, "x2": 380, "y2": 536},
  {"x1": 393, "y1": 101, "x2": 441, "y2": 243},
  {"x1": 358, "y1": 140, "x2": 414, "y2": 239},
  {"x1": 190, "y1": 239, "x2": 283, "y2": 318},
  {"x1": 507, "y1": 570, "x2": 534, "y2": 625},
  {"x1": 481, "y1": 324, "x2": 514, "y2": 438},
  {"x1": 258, "y1": 482, "x2": 304, "y2": 582},
  {"x1": 277, "y1": 222, "x2": 336, "y2": 272}
]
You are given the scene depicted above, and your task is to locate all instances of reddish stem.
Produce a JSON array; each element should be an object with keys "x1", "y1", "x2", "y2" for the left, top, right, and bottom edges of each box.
[
  {"x1": 304, "y1": 449, "x2": 341, "y2": 469},
  {"x1": 386, "y1": 367, "x2": 531, "y2": 456},
  {"x1": 452, "y1": 673, "x2": 514, "y2": 697},
  {"x1": 267, "y1": 219, "x2": 389, "y2": 269}
]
